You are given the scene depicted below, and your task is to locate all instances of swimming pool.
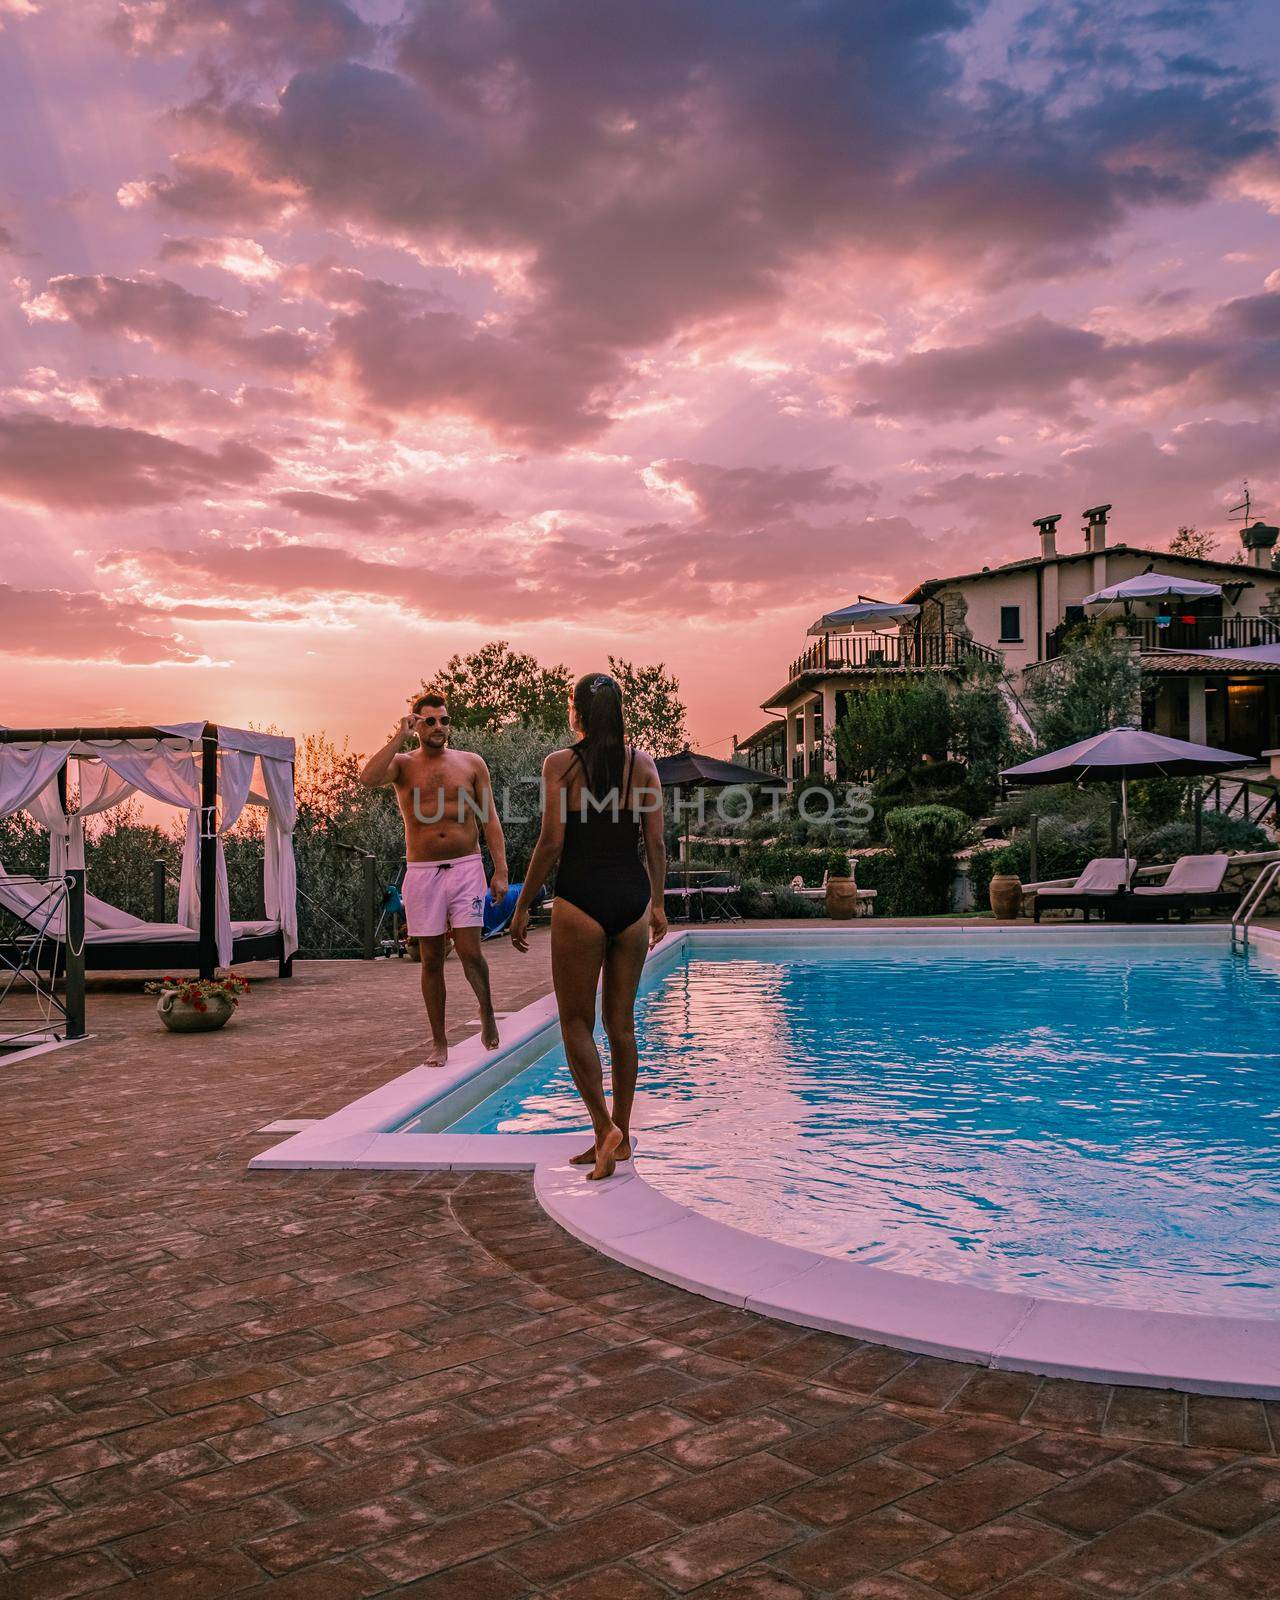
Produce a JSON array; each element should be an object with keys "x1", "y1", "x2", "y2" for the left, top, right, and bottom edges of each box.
[{"x1": 441, "y1": 936, "x2": 1280, "y2": 1319}]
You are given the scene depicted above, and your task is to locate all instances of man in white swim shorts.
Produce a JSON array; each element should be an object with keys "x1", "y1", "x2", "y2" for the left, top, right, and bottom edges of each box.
[{"x1": 359, "y1": 693, "x2": 508, "y2": 1067}]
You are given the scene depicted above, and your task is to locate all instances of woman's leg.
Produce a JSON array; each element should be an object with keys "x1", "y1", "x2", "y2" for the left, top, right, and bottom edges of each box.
[
  {"x1": 600, "y1": 905, "x2": 650, "y2": 1159},
  {"x1": 550, "y1": 898, "x2": 620, "y2": 1179}
]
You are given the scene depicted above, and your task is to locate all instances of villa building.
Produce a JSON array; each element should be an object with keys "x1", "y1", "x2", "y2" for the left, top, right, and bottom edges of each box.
[{"x1": 746, "y1": 506, "x2": 1280, "y2": 781}]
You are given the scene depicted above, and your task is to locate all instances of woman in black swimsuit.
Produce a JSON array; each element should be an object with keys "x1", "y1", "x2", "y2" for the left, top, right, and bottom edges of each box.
[{"x1": 510, "y1": 673, "x2": 667, "y2": 1180}]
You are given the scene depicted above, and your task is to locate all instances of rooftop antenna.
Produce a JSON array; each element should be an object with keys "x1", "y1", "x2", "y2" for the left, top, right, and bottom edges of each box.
[{"x1": 1228, "y1": 481, "x2": 1253, "y2": 528}]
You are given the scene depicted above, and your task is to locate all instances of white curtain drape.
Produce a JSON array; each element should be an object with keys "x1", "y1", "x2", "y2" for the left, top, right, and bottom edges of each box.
[
  {"x1": 211, "y1": 749, "x2": 255, "y2": 967},
  {"x1": 27, "y1": 762, "x2": 136, "y2": 874},
  {"x1": 260, "y1": 755, "x2": 298, "y2": 959},
  {"x1": 0, "y1": 744, "x2": 75, "y2": 828},
  {"x1": 91, "y1": 743, "x2": 203, "y2": 941}
]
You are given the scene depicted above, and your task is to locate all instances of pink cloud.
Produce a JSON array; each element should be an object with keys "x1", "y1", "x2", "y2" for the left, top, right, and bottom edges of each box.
[
  {"x1": 28, "y1": 274, "x2": 316, "y2": 374},
  {"x1": 0, "y1": 412, "x2": 273, "y2": 511},
  {"x1": 0, "y1": 585, "x2": 206, "y2": 665}
]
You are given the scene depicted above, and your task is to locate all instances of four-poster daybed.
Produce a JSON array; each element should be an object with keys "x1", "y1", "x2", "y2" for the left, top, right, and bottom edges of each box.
[{"x1": 0, "y1": 723, "x2": 298, "y2": 979}]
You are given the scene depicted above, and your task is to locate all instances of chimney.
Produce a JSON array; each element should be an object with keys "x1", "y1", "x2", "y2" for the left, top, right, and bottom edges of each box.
[
  {"x1": 1033, "y1": 513, "x2": 1061, "y2": 561},
  {"x1": 1083, "y1": 504, "x2": 1111, "y2": 552},
  {"x1": 1241, "y1": 521, "x2": 1279, "y2": 568}
]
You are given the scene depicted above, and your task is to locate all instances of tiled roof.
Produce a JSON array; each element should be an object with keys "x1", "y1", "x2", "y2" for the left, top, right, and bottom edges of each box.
[
  {"x1": 901, "y1": 545, "x2": 1274, "y2": 604},
  {"x1": 1139, "y1": 651, "x2": 1280, "y2": 673}
]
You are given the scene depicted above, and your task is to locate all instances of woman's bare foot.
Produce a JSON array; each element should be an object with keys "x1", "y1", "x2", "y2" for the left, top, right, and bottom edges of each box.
[
  {"x1": 587, "y1": 1124, "x2": 624, "y2": 1181},
  {"x1": 421, "y1": 1039, "x2": 449, "y2": 1068},
  {"x1": 480, "y1": 1012, "x2": 500, "y2": 1050},
  {"x1": 570, "y1": 1138, "x2": 631, "y2": 1165}
]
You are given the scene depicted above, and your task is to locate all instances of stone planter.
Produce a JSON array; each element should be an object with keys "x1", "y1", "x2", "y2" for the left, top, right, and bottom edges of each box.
[
  {"x1": 989, "y1": 873, "x2": 1023, "y2": 920},
  {"x1": 157, "y1": 992, "x2": 235, "y2": 1032},
  {"x1": 825, "y1": 876, "x2": 860, "y2": 919}
]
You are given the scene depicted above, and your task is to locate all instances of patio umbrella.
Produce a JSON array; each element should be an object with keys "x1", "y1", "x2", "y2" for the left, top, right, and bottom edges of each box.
[
  {"x1": 1001, "y1": 727, "x2": 1249, "y2": 874},
  {"x1": 654, "y1": 749, "x2": 786, "y2": 892},
  {"x1": 807, "y1": 599, "x2": 920, "y2": 636},
  {"x1": 1083, "y1": 572, "x2": 1222, "y2": 607}
]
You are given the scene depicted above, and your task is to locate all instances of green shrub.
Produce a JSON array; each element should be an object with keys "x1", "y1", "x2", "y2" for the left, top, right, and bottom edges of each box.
[
  {"x1": 849, "y1": 851, "x2": 908, "y2": 915},
  {"x1": 883, "y1": 805, "x2": 973, "y2": 915},
  {"x1": 737, "y1": 842, "x2": 851, "y2": 886},
  {"x1": 1135, "y1": 815, "x2": 1270, "y2": 863},
  {"x1": 964, "y1": 847, "x2": 1002, "y2": 911},
  {"x1": 991, "y1": 820, "x2": 1098, "y2": 884}
]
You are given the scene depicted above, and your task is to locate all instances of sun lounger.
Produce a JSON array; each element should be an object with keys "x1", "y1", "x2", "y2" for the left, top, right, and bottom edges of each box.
[
  {"x1": 1130, "y1": 854, "x2": 1235, "y2": 921},
  {"x1": 1032, "y1": 857, "x2": 1134, "y2": 922}
]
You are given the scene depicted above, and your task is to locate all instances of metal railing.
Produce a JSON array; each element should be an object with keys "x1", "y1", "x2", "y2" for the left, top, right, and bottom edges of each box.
[
  {"x1": 788, "y1": 630, "x2": 1001, "y2": 680},
  {"x1": 1231, "y1": 859, "x2": 1280, "y2": 952},
  {"x1": 1046, "y1": 614, "x2": 1280, "y2": 660},
  {"x1": 0, "y1": 870, "x2": 85, "y2": 1048}
]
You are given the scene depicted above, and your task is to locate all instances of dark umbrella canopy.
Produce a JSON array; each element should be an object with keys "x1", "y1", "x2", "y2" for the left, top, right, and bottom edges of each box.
[
  {"x1": 654, "y1": 750, "x2": 785, "y2": 896},
  {"x1": 1001, "y1": 726, "x2": 1250, "y2": 872},
  {"x1": 655, "y1": 749, "x2": 787, "y2": 788},
  {"x1": 1001, "y1": 727, "x2": 1249, "y2": 784}
]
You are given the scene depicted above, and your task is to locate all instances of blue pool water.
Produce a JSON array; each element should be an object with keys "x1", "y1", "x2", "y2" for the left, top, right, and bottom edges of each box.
[{"x1": 447, "y1": 940, "x2": 1280, "y2": 1316}]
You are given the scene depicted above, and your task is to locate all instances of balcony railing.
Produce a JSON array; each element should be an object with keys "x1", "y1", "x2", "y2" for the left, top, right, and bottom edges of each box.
[
  {"x1": 1044, "y1": 614, "x2": 1280, "y2": 660},
  {"x1": 787, "y1": 630, "x2": 1001, "y2": 681}
]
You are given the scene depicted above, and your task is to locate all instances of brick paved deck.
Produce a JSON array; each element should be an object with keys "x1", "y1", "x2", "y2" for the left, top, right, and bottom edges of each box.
[{"x1": 2, "y1": 936, "x2": 1278, "y2": 1599}]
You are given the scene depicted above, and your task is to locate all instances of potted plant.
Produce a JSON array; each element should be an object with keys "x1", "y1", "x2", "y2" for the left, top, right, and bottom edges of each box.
[{"x1": 146, "y1": 973, "x2": 251, "y2": 1032}]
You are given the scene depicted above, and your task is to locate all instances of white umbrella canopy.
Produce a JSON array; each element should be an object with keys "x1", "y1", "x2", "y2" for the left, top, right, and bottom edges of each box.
[
  {"x1": 807, "y1": 599, "x2": 921, "y2": 635},
  {"x1": 1002, "y1": 726, "x2": 1250, "y2": 873},
  {"x1": 1083, "y1": 572, "x2": 1222, "y2": 607}
]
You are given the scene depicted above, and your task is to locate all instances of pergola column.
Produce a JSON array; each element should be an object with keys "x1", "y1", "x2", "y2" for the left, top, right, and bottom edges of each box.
[{"x1": 1187, "y1": 677, "x2": 1208, "y2": 746}]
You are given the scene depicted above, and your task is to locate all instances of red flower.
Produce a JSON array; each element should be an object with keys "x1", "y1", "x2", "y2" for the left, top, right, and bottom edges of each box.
[{"x1": 194, "y1": 1000, "x2": 207, "y2": 1013}]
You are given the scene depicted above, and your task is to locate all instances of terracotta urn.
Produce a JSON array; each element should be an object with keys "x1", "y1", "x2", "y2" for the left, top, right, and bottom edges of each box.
[
  {"x1": 988, "y1": 873, "x2": 1022, "y2": 920},
  {"x1": 157, "y1": 992, "x2": 234, "y2": 1032},
  {"x1": 825, "y1": 876, "x2": 859, "y2": 920}
]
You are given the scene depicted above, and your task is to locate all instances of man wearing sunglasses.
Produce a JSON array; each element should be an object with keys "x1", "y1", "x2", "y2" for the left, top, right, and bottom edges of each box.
[{"x1": 360, "y1": 693, "x2": 507, "y2": 1066}]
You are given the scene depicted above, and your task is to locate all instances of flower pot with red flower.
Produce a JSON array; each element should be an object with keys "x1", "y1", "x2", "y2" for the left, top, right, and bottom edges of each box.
[{"x1": 146, "y1": 973, "x2": 251, "y2": 1033}]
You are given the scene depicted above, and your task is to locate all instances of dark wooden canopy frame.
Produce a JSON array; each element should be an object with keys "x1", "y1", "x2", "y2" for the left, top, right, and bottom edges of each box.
[{"x1": 0, "y1": 724, "x2": 293, "y2": 979}]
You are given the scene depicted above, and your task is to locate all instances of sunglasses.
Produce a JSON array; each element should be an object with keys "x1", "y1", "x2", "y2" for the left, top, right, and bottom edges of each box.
[{"x1": 417, "y1": 714, "x2": 450, "y2": 726}]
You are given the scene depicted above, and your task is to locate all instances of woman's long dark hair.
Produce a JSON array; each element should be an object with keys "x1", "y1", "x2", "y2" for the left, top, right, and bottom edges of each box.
[{"x1": 572, "y1": 672, "x2": 628, "y2": 801}]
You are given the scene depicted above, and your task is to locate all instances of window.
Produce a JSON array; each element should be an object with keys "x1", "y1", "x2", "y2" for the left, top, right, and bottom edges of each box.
[{"x1": 999, "y1": 605, "x2": 1022, "y2": 642}]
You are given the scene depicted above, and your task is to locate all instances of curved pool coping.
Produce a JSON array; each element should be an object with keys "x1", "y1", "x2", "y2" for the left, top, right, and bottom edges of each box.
[
  {"x1": 535, "y1": 1155, "x2": 1280, "y2": 1400},
  {"x1": 251, "y1": 921, "x2": 1280, "y2": 1399}
]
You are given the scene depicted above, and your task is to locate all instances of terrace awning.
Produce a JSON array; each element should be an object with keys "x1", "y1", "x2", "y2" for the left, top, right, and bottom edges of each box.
[
  {"x1": 807, "y1": 599, "x2": 920, "y2": 635},
  {"x1": 1083, "y1": 572, "x2": 1222, "y2": 606}
]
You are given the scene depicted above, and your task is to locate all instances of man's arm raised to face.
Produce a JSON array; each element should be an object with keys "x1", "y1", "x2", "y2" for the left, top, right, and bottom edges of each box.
[
  {"x1": 359, "y1": 715, "x2": 415, "y2": 787},
  {"x1": 473, "y1": 755, "x2": 508, "y2": 898}
]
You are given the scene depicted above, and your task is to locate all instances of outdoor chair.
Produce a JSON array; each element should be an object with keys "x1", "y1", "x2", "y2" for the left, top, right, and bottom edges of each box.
[
  {"x1": 1130, "y1": 855, "x2": 1235, "y2": 921},
  {"x1": 1032, "y1": 857, "x2": 1135, "y2": 923}
]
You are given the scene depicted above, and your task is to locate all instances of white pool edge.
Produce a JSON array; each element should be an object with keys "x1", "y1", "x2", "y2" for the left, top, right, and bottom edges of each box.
[{"x1": 250, "y1": 921, "x2": 1280, "y2": 1398}]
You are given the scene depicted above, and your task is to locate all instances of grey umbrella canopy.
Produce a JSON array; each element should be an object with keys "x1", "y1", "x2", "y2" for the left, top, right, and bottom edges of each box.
[
  {"x1": 655, "y1": 749, "x2": 786, "y2": 787},
  {"x1": 1001, "y1": 727, "x2": 1249, "y2": 871},
  {"x1": 655, "y1": 750, "x2": 786, "y2": 892}
]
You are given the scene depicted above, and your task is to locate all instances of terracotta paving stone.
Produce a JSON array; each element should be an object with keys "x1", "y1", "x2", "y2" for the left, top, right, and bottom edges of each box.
[
  {"x1": 771, "y1": 1453, "x2": 930, "y2": 1527},
  {"x1": 363, "y1": 1504, "x2": 544, "y2": 1582},
  {"x1": 897, "y1": 1457, "x2": 1060, "y2": 1532},
  {"x1": 505, "y1": 1504, "x2": 680, "y2": 1584},
  {"x1": 642, "y1": 1451, "x2": 810, "y2": 1526},
  {"x1": 1104, "y1": 1386, "x2": 1188, "y2": 1444},
  {"x1": 899, "y1": 1513, "x2": 1079, "y2": 1596},
  {"x1": 1028, "y1": 1458, "x2": 1187, "y2": 1535},
  {"x1": 658, "y1": 1412, "x2": 801, "y2": 1470},
  {"x1": 1046, "y1": 1511, "x2": 1223, "y2": 1595},
  {"x1": 771, "y1": 1503, "x2": 949, "y2": 1587},
  {"x1": 539, "y1": 1566, "x2": 671, "y2": 1600},
  {"x1": 877, "y1": 1359, "x2": 978, "y2": 1411},
  {"x1": 0, "y1": 1548, "x2": 126, "y2": 1600},
  {"x1": 890, "y1": 1417, "x2": 1031, "y2": 1477},
  {"x1": 1186, "y1": 1398, "x2": 1273, "y2": 1454},
  {"x1": 516, "y1": 1450, "x2": 682, "y2": 1523},
  {"x1": 1165, "y1": 1461, "x2": 1280, "y2": 1536},
  {"x1": 3, "y1": 953, "x2": 1280, "y2": 1600},
  {"x1": 632, "y1": 1506, "x2": 800, "y2": 1591},
  {"x1": 1024, "y1": 1378, "x2": 1114, "y2": 1435},
  {"x1": 774, "y1": 1408, "x2": 926, "y2": 1473}
]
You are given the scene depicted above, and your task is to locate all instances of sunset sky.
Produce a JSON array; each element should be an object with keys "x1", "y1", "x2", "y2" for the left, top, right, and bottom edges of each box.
[{"x1": 3, "y1": 0, "x2": 1279, "y2": 756}]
